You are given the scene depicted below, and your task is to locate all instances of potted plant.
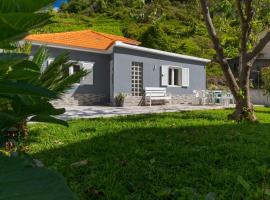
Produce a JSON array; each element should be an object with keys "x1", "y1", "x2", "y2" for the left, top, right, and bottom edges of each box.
[{"x1": 115, "y1": 93, "x2": 125, "y2": 107}]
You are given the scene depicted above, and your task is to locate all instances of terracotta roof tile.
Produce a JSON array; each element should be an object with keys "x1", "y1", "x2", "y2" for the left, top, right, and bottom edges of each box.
[{"x1": 25, "y1": 30, "x2": 140, "y2": 51}]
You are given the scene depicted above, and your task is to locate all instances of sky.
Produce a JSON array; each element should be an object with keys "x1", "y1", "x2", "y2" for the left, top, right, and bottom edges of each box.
[{"x1": 54, "y1": 0, "x2": 67, "y2": 8}]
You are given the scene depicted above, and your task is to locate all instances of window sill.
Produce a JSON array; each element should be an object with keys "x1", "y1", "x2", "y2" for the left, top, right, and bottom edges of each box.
[{"x1": 167, "y1": 85, "x2": 187, "y2": 88}]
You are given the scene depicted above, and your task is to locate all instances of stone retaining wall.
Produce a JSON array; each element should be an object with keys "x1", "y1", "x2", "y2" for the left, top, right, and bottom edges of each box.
[
  {"x1": 52, "y1": 93, "x2": 108, "y2": 106},
  {"x1": 250, "y1": 89, "x2": 270, "y2": 106},
  {"x1": 53, "y1": 93, "x2": 194, "y2": 107},
  {"x1": 122, "y1": 94, "x2": 194, "y2": 106}
]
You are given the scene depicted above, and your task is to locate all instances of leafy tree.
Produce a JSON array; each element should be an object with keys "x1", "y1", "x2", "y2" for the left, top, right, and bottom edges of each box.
[
  {"x1": 200, "y1": 0, "x2": 270, "y2": 121},
  {"x1": 141, "y1": 24, "x2": 171, "y2": 51}
]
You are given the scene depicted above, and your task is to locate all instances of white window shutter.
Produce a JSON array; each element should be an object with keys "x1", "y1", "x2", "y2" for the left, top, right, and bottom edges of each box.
[
  {"x1": 81, "y1": 62, "x2": 94, "y2": 71},
  {"x1": 69, "y1": 67, "x2": 74, "y2": 75},
  {"x1": 181, "y1": 68, "x2": 189, "y2": 87},
  {"x1": 161, "y1": 65, "x2": 169, "y2": 86}
]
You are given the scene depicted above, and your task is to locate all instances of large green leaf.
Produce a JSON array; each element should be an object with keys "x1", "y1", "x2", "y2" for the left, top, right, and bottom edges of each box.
[
  {"x1": 0, "y1": 0, "x2": 55, "y2": 13},
  {"x1": 0, "y1": 13, "x2": 51, "y2": 44},
  {"x1": 32, "y1": 46, "x2": 48, "y2": 70},
  {"x1": 17, "y1": 100, "x2": 66, "y2": 116},
  {"x1": 0, "y1": 111, "x2": 20, "y2": 130},
  {"x1": 0, "y1": 53, "x2": 27, "y2": 75},
  {"x1": 0, "y1": 13, "x2": 51, "y2": 31},
  {"x1": 0, "y1": 80, "x2": 58, "y2": 98},
  {"x1": 30, "y1": 115, "x2": 69, "y2": 127},
  {"x1": 13, "y1": 60, "x2": 41, "y2": 72},
  {"x1": 0, "y1": 156, "x2": 77, "y2": 200},
  {"x1": 5, "y1": 69, "x2": 40, "y2": 81}
]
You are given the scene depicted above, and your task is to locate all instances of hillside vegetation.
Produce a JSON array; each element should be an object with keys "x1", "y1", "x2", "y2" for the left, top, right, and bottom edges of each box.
[{"x1": 35, "y1": 0, "x2": 270, "y2": 88}]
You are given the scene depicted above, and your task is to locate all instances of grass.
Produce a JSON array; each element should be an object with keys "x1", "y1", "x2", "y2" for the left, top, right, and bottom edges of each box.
[{"x1": 27, "y1": 107, "x2": 270, "y2": 199}]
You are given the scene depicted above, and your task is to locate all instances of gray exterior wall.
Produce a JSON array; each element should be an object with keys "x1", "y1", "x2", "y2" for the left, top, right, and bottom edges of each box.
[
  {"x1": 31, "y1": 45, "x2": 207, "y2": 106},
  {"x1": 31, "y1": 45, "x2": 111, "y2": 105},
  {"x1": 250, "y1": 89, "x2": 270, "y2": 106},
  {"x1": 113, "y1": 47, "x2": 206, "y2": 104}
]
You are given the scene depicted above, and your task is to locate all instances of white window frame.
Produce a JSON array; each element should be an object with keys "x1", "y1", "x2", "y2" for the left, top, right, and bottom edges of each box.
[
  {"x1": 131, "y1": 62, "x2": 143, "y2": 96},
  {"x1": 45, "y1": 58, "x2": 94, "y2": 85},
  {"x1": 161, "y1": 65, "x2": 190, "y2": 88},
  {"x1": 80, "y1": 61, "x2": 94, "y2": 84},
  {"x1": 168, "y1": 67, "x2": 182, "y2": 87}
]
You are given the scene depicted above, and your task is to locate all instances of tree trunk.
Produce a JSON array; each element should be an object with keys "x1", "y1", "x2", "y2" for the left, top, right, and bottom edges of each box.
[
  {"x1": 230, "y1": 85, "x2": 257, "y2": 122},
  {"x1": 18, "y1": 121, "x2": 28, "y2": 139}
]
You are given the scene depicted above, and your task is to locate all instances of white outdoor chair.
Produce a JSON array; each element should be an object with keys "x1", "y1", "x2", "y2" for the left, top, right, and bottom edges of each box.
[
  {"x1": 193, "y1": 90, "x2": 208, "y2": 105},
  {"x1": 192, "y1": 90, "x2": 200, "y2": 105},
  {"x1": 220, "y1": 92, "x2": 235, "y2": 107}
]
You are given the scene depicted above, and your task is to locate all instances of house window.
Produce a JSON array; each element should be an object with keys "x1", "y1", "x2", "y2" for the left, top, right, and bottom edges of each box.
[
  {"x1": 132, "y1": 62, "x2": 143, "y2": 96},
  {"x1": 46, "y1": 58, "x2": 94, "y2": 85},
  {"x1": 161, "y1": 65, "x2": 189, "y2": 87},
  {"x1": 168, "y1": 68, "x2": 182, "y2": 86}
]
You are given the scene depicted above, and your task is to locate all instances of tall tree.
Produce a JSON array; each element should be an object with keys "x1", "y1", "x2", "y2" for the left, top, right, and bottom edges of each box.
[{"x1": 200, "y1": 0, "x2": 270, "y2": 121}]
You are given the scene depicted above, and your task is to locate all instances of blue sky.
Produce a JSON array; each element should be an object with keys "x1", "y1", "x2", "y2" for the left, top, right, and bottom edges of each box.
[{"x1": 54, "y1": 0, "x2": 67, "y2": 8}]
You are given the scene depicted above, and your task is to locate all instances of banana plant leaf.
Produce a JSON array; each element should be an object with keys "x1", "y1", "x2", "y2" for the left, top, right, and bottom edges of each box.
[
  {"x1": 0, "y1": 13, "x2": 51, "y2": 31},
  {"x1": 0, "y1": 53, "x2": 27, "y2": 74},
  {"x1": 0, "y1": 80, "x2": 58, "y2": 99},
  {"x1": 0, "y1": 156, "x2": 77, "y2": 200},
  {"x1": 0, "y1": 0, "x2": 55, "y2": 13},
  {"x1": 0, "y1": 13, "x2": 51, "y2": 44},
  {"x1": 30, "y1": 115, "x2": 68, "y2": 127}
]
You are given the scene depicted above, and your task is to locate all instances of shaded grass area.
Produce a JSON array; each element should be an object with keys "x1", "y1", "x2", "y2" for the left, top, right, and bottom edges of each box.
[{"x1": 27, "y1": 107, "x2": 270, "y2": 199}]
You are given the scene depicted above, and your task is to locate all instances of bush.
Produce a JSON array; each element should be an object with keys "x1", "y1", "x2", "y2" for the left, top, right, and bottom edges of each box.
[
  {"x1": 261, "y1": 67, "x2": 270, "y2": 95},
  {"x1": 115, "y1": 93, "x2": 125, "y2": 107}
]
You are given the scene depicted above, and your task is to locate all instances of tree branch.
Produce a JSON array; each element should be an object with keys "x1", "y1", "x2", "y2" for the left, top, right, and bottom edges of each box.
[
  {"x1": 199, "y1": 0, "x2": 240, "y2": 96},
  {"x1": 235, "y1": 0, "x2": 254, "y2": 86},
  {"x1": 235, "y1": 0, "x2": 246, "y2": 26},
  {"x1": 247, "y1": 31, "x2": 270, "y2": 61}
]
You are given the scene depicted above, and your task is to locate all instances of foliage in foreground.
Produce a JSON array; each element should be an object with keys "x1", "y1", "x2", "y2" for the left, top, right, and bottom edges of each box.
[
  {"x1": 0, "y1": 0, "x2": 88, "y2": 151},
  {"x1": 27, "y1": 108, "x2": 270, "y2": 199},
  {"x1": 0, "y1": 1, "x2": 79, "y2": 199},
  {"x1": 0, "y1": 155, "x2": 77, "y2": 200}
]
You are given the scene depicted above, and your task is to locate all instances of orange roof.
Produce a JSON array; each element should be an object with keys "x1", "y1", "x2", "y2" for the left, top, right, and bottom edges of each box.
[{"x1": 25, "y1": 30, "x2": 140, "y2": 51}]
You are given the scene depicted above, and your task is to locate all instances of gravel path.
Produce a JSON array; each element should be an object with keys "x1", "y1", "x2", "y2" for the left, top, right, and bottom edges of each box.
[{"x1": 56, "y1": 104, "x2": 234, "y2": 120}]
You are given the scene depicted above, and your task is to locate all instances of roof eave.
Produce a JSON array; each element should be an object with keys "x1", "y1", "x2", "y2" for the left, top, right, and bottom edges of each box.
[
  {"x1": 112, "y1": 41, "x2": 211, "y2": 64},
  {"x1": 25, "y1": 40, "x2": 110, "y2": 54}
]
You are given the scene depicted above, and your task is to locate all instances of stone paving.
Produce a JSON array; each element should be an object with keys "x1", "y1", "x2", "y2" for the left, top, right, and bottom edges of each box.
[{"x1": 56, "y1": 104, "x2": 234, "y2": 120}]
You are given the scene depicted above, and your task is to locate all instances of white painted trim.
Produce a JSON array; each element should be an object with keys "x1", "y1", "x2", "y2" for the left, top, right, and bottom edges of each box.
[
  {"x1": 28, "y1": 41, "x2": 110, "y2": 54},
  {"x1": 112, "y1": 41, "x2": 211, "y2": 63},
  {"x1": 24, "y1": 40, "x2": 211, "y2": 63}
]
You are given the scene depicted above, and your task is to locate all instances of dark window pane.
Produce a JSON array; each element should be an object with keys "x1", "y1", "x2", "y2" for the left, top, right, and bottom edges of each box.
[
  {"x1": 174, "y1": 69, "x2": 179, "y2": 85},
  {"x1": 169, "y1": 68, "x2": 172, "y2": 85},
  {"x1": 73, "y1": 64, "x2": 81, "y2": 73}
]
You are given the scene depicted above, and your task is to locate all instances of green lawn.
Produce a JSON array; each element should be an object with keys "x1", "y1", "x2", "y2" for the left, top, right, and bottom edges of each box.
[{"x1": 27, "y1": 107, "x2": 270, "y2": 199}]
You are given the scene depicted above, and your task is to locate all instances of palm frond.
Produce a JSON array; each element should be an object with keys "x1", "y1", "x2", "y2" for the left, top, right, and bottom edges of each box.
[
  {"x1": 32, "y1": 46, "x2": 48, "y2": 70},
  {"x1": 52, "y1": 69, "x2": 89, "y2": 94}
]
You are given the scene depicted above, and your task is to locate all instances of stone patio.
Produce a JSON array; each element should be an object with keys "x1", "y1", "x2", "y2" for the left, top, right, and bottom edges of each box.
[{"x1": 56, "y1": 104, "x2": 234, "y2": 120}]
